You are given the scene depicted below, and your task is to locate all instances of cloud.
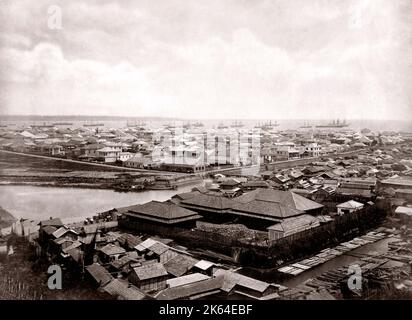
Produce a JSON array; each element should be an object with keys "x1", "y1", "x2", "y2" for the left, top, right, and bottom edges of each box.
[{"x1": 0, "y1": 0, "x2": 411, "y2": 120}]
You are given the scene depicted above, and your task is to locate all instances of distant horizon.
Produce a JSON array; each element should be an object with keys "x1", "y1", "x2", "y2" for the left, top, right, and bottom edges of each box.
[{"x1": 1, "y1": 114, "x2": 411, "y2": 123}]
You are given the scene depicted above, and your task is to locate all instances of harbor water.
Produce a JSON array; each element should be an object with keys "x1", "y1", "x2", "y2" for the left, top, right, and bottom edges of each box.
[{"x1": 0, "y1": 184, "x2": 199, "y2": 222}]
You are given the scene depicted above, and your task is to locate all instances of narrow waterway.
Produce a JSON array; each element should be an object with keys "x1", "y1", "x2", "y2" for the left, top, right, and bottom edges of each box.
[
  {"x1": 240, "y1": 237, "x2": 395, "y2": 288},
  {"x1": 281, "y1": 237, "x2": 394, "y2": 287}
]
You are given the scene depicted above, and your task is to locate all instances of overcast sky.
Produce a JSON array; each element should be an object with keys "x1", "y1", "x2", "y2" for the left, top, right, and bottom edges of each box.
[{"x1": 0, "y1": 0, "x2": 411, "y2": 120}]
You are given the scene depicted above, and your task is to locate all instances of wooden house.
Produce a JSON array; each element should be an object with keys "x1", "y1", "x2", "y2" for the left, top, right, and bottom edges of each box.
[
  {"x1": 129, "y1": 262, "x2": 168, "y2": 292},
  {"x1": 98, "y1": 244, "x2": 126, "y2": 263}
]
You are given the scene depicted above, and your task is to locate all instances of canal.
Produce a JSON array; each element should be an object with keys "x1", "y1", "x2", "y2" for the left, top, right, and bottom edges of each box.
[{"x1": 240, "y1": 237, "x2": 396, "y2": 288}]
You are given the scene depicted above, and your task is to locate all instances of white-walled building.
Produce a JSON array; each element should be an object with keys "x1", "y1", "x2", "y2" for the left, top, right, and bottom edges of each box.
[{"x1": 336, "y1": 200, "x2": 364, "y2": 215}]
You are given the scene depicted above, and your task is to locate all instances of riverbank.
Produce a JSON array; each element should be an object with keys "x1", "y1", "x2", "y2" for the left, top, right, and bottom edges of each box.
[
  {"x1": 0, "y1": 149, "x2": 170, "y2": 173},
  {"x1": 0, "y1": 150, "x2": 204, "y2": 191},
  {"x1": 0, "y1": 151, "x2": 203, "y2": 191}
]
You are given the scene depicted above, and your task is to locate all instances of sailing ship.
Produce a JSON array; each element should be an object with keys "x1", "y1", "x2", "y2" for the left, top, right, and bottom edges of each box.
[
  {"x1": 315, "y1": 119, "x2": 349, "y2": 128},
  {"x1": 230, "y1": 120, "x2": 245, "y2": 128},
  {"x1": 299, "y1": 121, "x2": 313, "y2": 128},
  {"x1": 183, "y1": 121, "x2": 192, "y2": 130},
  {"x1": 261, "y1": 120, "x2": 279, "y2": 130},
  {"x1": 193, "y1": 121, "x2": 204, "y2": 128},
  {"x1": 217, "y1": 122, "x2": 229, "y2": 129}
]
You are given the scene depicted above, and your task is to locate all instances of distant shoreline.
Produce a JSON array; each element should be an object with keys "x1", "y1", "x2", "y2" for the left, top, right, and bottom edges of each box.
[{"x1": 1, "y1": 114, "x2": 411, "y2": 123}]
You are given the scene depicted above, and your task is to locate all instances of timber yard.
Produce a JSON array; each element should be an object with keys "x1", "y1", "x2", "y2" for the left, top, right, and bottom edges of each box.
[{"x1": 1, "y1": 117, "x2": 412, "y2": 300}]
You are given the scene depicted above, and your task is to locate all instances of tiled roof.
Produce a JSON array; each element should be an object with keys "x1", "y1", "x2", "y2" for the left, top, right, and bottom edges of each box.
[
  {"x1": 336, "y1": 200, "x2": 364, "y2": 209},
  {"x1": 166, "y1": 273, "x2": 210, "y2": 288},
  {"x1": 52, "y1": 227, "x2": 77, "y2": 239},
  {"x1": 148, "y1": 242, "x2": 170, "y2": 255},
  {"x1": 62, "y1": 241, "x2": 82, "y2": 254},
  {"x1": 267, "y1": 214, "x2": 320, "y2": 232},
  {"x1": 232, "y1": 200, "x2": 301, "y2": 219},
  {"x1": 194, "y1": 260, "x2": 215, "y2": 271},
  {"x1": 86, "y1": 263, "x2": 113, "y2": 286},
  {"x1": 395, "y1": 206, "x2": 412, "y2": 216},
  {"x1": 42, "y1": 225, "x2": 57, "y2": 235},
  {"x1": 39, "y1": 218, "x2": 63, "y2": 227},
  {"x1": 102, "y1": 279, "x2": 146, "y2": 300},
  {"x1": 110, "y1": 253, "x2": 140, "y2": 270},
  {"x1": 126, "y1": 201, "x2": 201, "y2": 222},
  {"x1": 132, "y1": 263, "x2": 168, "y2": 281},
  {"x1": 117, "y1": 233, "x2": 142, "y2": 248},
  {"x1": 220, "y1": 179, "x2": 241, "y2": 186},
  {"x1": 335, "y1": 187, "x2": 372, "y2": 197},
  {"x1": 156, "y1": 276, "x2": 223, "y2": 300},
  {"x1": 181, "y1": 194, "x2": 236, "y2": 211},
  {"x1": 214, "y1": 269, "x2": 270, "y2": 293},
  {"x1": 164, "y1": 254, "x2": 198, "y2": 277},
  {"x1": 99, "y1": 244, "x2": 126, "y2": 256},
  {"x1": 242, "y1": 181, "x2": 270, "y2": 188},
  {"x1": 172, "y1": 191, "x2": 201, "y2": 200},
  {"x1": 231, "y1": 189, "x2": 323, "y2": 219}
]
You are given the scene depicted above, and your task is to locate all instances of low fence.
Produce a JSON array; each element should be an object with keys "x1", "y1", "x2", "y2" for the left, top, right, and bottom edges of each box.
[
  {"x1": 0, "y1": 272, "x2": 44, "y2": 300},
  {"x1": 169, "y1": 201, "x2": 389, "y2": 267},
  {"x1": 232, "y1": 202, "x2": 389, "y2": 266}
]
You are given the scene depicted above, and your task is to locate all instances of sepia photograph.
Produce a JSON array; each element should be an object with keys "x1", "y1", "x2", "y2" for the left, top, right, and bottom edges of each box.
[{"x1": 0, "y1": 0, "x2": 412, "y2": 313}]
